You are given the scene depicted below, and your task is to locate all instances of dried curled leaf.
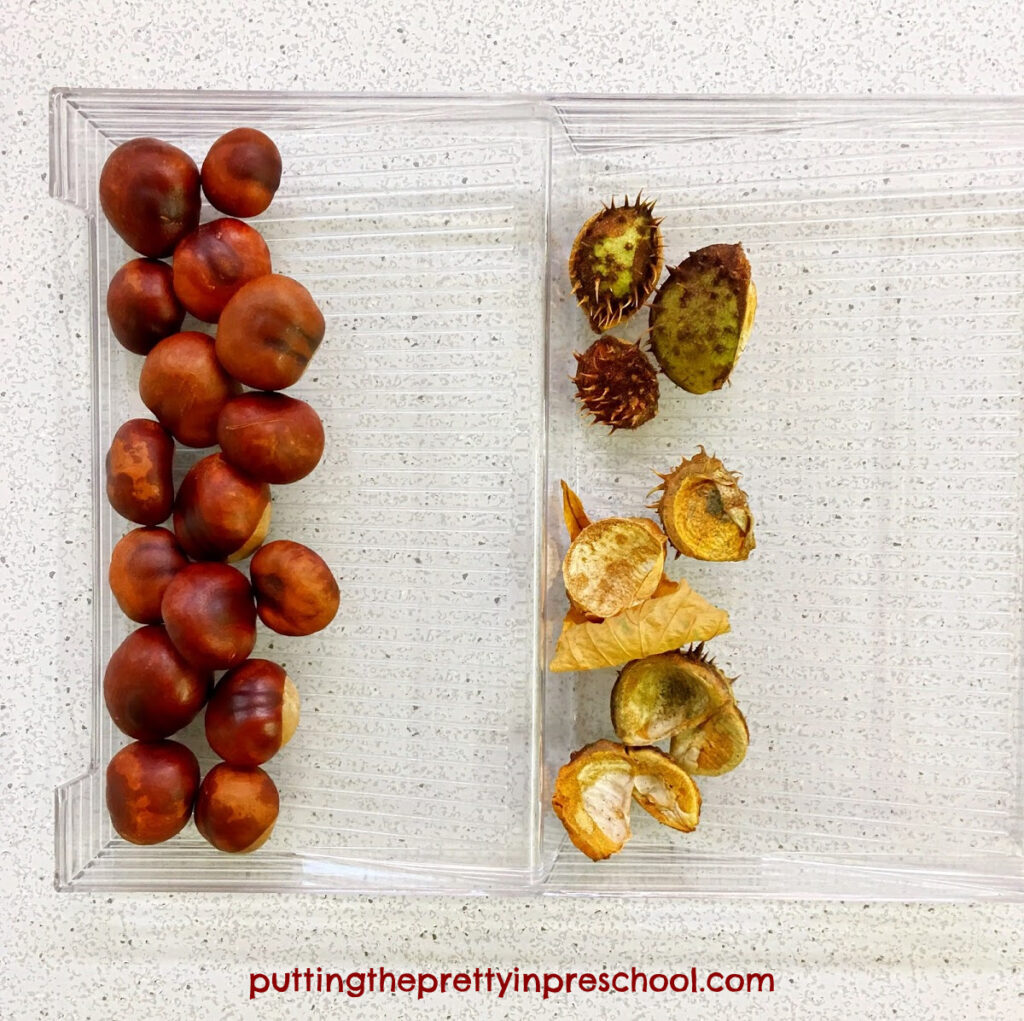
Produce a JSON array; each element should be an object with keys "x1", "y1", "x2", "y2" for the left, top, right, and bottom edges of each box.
[
  {"x1": 670, "y1": 702, "x2": 749, "y2": 777},
  {"x1": 651, "y1": 573, "x2": 682, "y2": 599},
  {"x1": 626, "y1": 746, "x2": 701, "y2": 833},
  {"x1": 551, "y1": 740, "x2": 636, "y2": 860},
  {"x1": 652, "y1": 448, "x2": 755, "y2": 562},
  {"x1": 611, "y1": 646, "x2": 734, "y2": 745},
  {"x1": 563, "y1": 516, "x2": 667, "y2": 620},
  {"x1": 560, "y1": 479, "x2": 591, "y2": 542},
  {"x1": 550, "y1": 578, "x2": 730, "y2": 672}
]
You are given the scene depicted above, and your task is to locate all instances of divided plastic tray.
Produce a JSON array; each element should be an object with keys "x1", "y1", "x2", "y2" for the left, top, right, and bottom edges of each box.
[{"x1": 52, "y1": 92, "x2": 1024, "y2": 898}]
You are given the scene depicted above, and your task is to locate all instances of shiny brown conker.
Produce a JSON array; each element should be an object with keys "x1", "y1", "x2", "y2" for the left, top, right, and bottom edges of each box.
[
  {"x1": 172, "y1": 453, "x2": 271, "y2": 562},
  {"x1": 99, "y1": 138, "x2": 201, "y2": 258},
  {"x1": 194, "y1": 763, "x2": 280, "y2": 853},
  {"x1": 105, "y1": 419, "x2": 175, "y2": 526},
  {"x1": 106, "y1": 739, "x2": 200, "y2": 845},
  {"x1": 216, "y1": 391, "x2": 324, "y2": 484},
  {"x1": 215, "y1": 274, "x2": 325, "y2": 390},
  {"x1": 249, "y1": 540, "x2": 340, "y2": 636},
  {"x1": 160, "y1": 562, "x2": 257, "y2": 672},
  {"x1": 139, "y1": 331, "x2": 242, "y2": 449},
  {"x1": 204, "y1": 659, "x2": 300, "y2": 767},
  {"x1": 103, "y1": 625, "x2": 212, "y2": 740},
  {"x1": 171, "y1": 218, "x2": 271, "y2": 323},
  {"x1": 108, "y1": 526, "x2": 188, "y2": 624},
  {"x1": 201, "y1": 128, "x2": 282, "y2": 218},
  {"x1": 106, "y1": 258, "x2": 185, "y2": 355}
]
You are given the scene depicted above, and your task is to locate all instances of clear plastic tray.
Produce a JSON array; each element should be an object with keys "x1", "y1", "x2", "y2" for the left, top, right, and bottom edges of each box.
[{"x1": 51, "y1": 91, "x2": 1024, "y2": 898}]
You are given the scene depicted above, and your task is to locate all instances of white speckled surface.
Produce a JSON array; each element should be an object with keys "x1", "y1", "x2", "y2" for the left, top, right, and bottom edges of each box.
[{"x1": 3, "y1": 2, "x2": 1024, "y2": 1017}]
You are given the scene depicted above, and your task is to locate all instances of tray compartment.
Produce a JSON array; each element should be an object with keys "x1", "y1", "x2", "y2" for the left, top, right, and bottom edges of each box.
[
  {"x1": 53, "y1": 92, "x2": 550, "y2": 891},
  {"x1": 544, "y1": 99, "x2": 1024, "y2": 898}
]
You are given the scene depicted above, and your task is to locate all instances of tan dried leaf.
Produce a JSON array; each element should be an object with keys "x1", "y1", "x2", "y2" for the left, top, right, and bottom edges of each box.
[
  {"x1": 550, "y1": 578, "x2": 730, "y2": 672},
  {"x1": 651, "y1": 573, "x2": 681, "y2": 599},
  {"x1": 560, "y1": 480, "x2": 591, "y2": 542}
]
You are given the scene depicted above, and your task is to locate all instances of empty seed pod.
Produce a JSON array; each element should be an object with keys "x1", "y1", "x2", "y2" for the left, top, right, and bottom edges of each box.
[
  {"x1": 651, "y1": 447, "x2": 755, "y2": 562},
  {"x1": 569, "y1": 195, "x2": 663, "y2": 333},
  {"x1": 649, "y1": 243, "x2": 756, "y2": 394},
  {"x1": 625, "y1": 746, "x2": 701, "y2": 833},
  {"x1": 611, "y1": 646, "x2": 734, "y2": 746},
  {"x1": 562, "y1": 516, "x2": 667, "y2": 620},
  {"x1": 669, "y1": 701, "x2": 749, "y2": 777},
  {"x1": 551, "y1": 740, "x2": 636, "y2": 861},
  {"x1": 571, "y1": 335, "x2": 659, "y2": 432},
  {"x1": 612, "y1": 645, "x2": 749, "y2": 778}
]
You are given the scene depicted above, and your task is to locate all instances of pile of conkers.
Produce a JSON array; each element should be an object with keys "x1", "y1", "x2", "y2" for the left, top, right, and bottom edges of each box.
[{"x1": 100, "y1": 128, "x2": 338, "y2": 854}]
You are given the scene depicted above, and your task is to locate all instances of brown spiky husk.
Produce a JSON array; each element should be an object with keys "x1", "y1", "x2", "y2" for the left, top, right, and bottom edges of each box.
[
  {"x1": 568, "y1": 194, "x2": 663, "y2": 333},
  {"x1": 649, "y1": 447, "x2": 756, "y2": 561},
  {"x1": 572, "y1": 336, "x2": 659, "y2": 431}
]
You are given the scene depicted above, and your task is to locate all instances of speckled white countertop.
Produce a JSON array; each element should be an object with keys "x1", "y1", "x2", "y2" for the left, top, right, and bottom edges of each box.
[{"x1": 3, "y1": 2, "x2": 1024, "y2": 1018}]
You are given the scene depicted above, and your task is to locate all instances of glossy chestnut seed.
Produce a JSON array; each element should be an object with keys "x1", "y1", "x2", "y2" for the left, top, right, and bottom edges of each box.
[
  {"x1": 106, "y1": 739, "x2": 200, "y2": 845},
  {"x1": 105, "y1": 419, "x2": 175, "y2": 526},
  {"x1": 194, "y1": 763, "x2": 279, "y2": 853},
  {"x1": 103, "y1": 625, "x2": 212, "y2": 740},
  {"x1": 250, "y1": 540, "x2": 340, "y2": 636},
  {"x1": 106, "y1": 258, "x2": 185, "y2": 355},
  {"x1": 205, "y1": 659, "x2": 300, "y2": 766},
  {"x1": 201, "y1": 127, "x2": 282, "y2": 218},
  {"x1": 216, "y1": 392, "x2": 325, "y2": 484},
  {"x1": 216, "y1": 274, "x2": 325, "y2": 390},
  {"x1": 108, "y1": 526, "x2": 189, "y2": 624},
  {"x1": 172, "y1": 218, "x2": 272, "y2": 323},
  {"x1": 99, "y1": 138, "x2": 201, "y2": 258},
  {"x1": 161, "y1": 562, "x2": 257, "y2": 671},
  {"x1": 139, "y1": 331, "x2": 242, "y2": 448},
  {"x1": 173, "y1": 453, "x2": 271, "y2": 562}
]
